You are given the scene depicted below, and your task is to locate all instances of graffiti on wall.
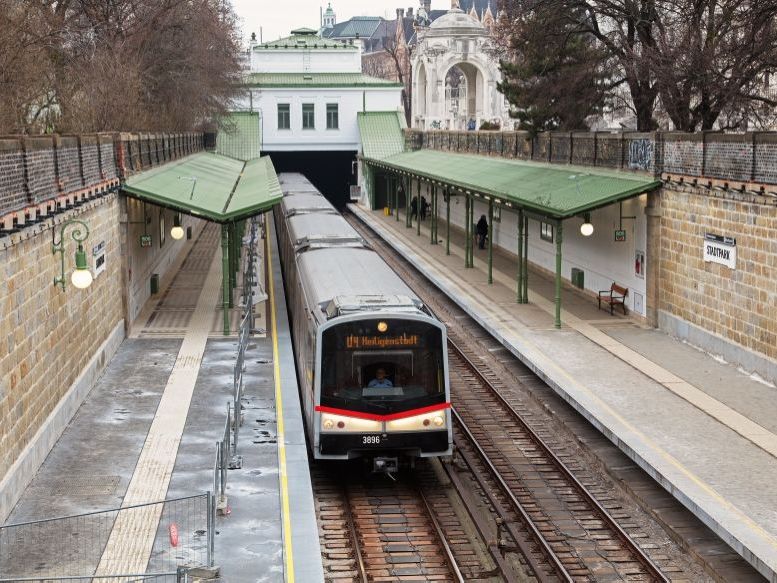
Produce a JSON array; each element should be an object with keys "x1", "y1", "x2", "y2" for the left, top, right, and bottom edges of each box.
[{"x1": 628, "y1": 138, "x2": 653, "y2": 171}]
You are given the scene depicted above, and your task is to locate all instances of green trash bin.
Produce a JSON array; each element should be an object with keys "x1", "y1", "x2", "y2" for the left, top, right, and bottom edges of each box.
[
  {"x1": 150, "y1": 273, "x2": 160, "y2": 295},
  {"x1": 571, "y1": 267, "x2": 584, "y2": 289}
]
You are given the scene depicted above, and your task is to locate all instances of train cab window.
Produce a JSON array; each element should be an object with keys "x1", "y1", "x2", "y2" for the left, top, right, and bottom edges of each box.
[{"x1": 320, "y1": 319, "x2": 446, "y2": 415}]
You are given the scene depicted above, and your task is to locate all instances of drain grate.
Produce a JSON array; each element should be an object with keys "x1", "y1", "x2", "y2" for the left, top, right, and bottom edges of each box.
[{"x1": 28, "y1": 475, "x2": 121, "y2": 498}]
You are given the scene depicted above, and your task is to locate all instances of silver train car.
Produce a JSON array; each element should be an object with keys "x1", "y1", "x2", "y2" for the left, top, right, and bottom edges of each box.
[{"x1": 275, "y1": 173, "x2": 452, "y2": 469}]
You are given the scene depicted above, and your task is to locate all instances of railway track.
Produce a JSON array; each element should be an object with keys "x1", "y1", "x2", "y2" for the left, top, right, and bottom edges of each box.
[
  {"x1": 448, "y1": 338, "x2": 668, "y2": 581},
  {"x1": 342, "y1": 212, "x2": 703, "y2": 582}
]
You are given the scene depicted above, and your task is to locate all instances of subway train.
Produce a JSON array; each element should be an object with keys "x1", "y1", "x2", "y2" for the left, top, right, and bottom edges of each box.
[{"x1": 274, "y1": 173, "x2": 452, "y2": 471}]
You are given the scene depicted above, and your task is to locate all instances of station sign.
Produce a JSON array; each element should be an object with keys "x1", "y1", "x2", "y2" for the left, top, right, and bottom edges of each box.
[
  {"x1": 704, "y1": 233, "x2": 736, "y2": 269},
  {"x1": 140, "y1": 234, "x2": 152, "y2": 247},
  {"x1": 92, "y1": 241, "x2": 106, "y2": 277},
  {"x1": 614, "y1": 229, "x2": 627, "y2": 242}
]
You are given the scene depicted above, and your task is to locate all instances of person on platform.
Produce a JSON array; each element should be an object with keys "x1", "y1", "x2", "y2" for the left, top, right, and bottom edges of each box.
[
  {"x1": 367, "y1": 368, "x2": 393, "y2": 388},
  {"x1": 476, "y1": 214, "x2": 489, "y2": 249},
  {"x1": 410, "y1": 196, "x2": 418, "y2": 220},
  {"x1": 420, "y1": 195, "x2": 428, "y2": 220}
]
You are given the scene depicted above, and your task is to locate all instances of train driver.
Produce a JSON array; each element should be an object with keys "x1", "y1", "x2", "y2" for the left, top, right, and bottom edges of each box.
[{"x1": 367, "y1": 367, "x2": 393, "y2": 389}]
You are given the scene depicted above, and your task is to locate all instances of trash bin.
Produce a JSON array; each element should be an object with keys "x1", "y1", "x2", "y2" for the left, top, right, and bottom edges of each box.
[
  {"x1": 150, "y1": 273, "x2": 160, "y2": 295},
  {"x1": 571, "y1": 267, "x2": 584, "y2": 289}
]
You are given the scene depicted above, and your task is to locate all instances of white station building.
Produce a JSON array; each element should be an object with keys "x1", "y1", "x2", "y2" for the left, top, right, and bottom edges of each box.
[{"x1": 236, "y1": 28, "x2": 403, "y2": 153}]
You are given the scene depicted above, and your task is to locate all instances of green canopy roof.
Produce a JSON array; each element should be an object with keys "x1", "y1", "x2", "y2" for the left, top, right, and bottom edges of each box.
[
  {"x1": 123, "y1": 152, "x2": 282, "y2": 223},
  {"x1": 358, "y1": 111, "x2": 406, "y2": 160},
  {"x1": 366, "y1": 150, "x2": 661, "y2": 219},
  {"x1": 216, "y1": 112, "x2": 261, "y2": 161}
]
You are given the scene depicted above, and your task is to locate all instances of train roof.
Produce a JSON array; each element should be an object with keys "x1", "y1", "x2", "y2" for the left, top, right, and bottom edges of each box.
[
  {"x1": 278, "y1": 172, "x2": 317, "y2": 191},
  {"x1": 297, "y1": 248, "x2": 419, "y2": 321},
  {"x1": 287, "y1": 214, "x2": 364, "y2": 251},
  {"x1": 281, "y1": 193, "x2": 337, "y2": 217}
]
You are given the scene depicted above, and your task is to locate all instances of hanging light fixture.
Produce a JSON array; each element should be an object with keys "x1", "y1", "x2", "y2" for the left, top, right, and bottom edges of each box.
[
  {"x1": 170, "y1": 213, "x2": 184, "y2": 240},
  {"x1": 580, "y1": 213, "x2": 594, "y2": 237},
  {"x1": 52, "y1": 219, "x2": 93, "y2": 290}
]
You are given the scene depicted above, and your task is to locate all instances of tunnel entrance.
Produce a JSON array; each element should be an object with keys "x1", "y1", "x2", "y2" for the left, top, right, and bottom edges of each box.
[{"x1": 265, "y1": 151, "x2": 357, "y2": 209}]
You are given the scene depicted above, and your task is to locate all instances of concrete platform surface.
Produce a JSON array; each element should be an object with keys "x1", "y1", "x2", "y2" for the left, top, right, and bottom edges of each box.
[
  {"x1": 350, "y1": 204, "x2": 777, "y2": 582},
  {"x1": 0, "y1": 219, "x2": 322, "y2": 582}
]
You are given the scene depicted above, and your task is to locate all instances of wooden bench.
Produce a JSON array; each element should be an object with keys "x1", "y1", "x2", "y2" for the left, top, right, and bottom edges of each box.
[{"x1": 598, "y1": 283, "x2": 628, "y2": 315}]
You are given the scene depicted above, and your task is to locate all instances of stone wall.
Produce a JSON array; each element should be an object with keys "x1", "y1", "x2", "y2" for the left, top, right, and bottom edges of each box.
[
  {"x1": 0, "y1": 194, "x2": 123, "y2": 483},
  {"x1": 659, "y1": 184, "x2": 777, "y2": 380}
]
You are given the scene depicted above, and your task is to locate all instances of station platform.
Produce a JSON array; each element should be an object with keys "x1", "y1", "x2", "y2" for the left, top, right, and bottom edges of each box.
[
  {"x1": 350, "y1": 203, "x2": 777, "y2": 582},
  {"x1": 0, "y1": 219, "x2": 322, "y2": 582}
]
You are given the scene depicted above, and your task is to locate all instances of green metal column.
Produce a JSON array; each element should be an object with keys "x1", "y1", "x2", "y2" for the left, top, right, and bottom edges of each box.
[
  {"x1": 446, "y1": 191, "x2": 451, "y2": 256},
  {"x1": 417, "y1": 181, "x2": 422, "y2": 236},
  {"x1": 221, "y1": 224, "x2": 230, "y2": 336},
  {"x1": 406, "y1": 176, "x2": 411, "y2": 228},
  {"x1": 554, "y1": 221, "x2": 563, "y2": 329},
  {"x1": 431, "y1": 186, "x2": 437, "y2": 244},
  {"x1": 468, "y1": 195, "x2": 475, "y2": 268},
  {"x1": 464, "y1": 195, "x2": 470, "y2": 268},
  {"x1": 517, "y1": 210, "x2": 524, "y2": 303},
  {"x1": 395, "y1": 176, "x2": 400, "y2": 222},
  {"x1": 487, "y1": 199, "x2": 494, "y2": 284},
  {"x1": 522, "y1": 214, "x2": 529, "y2": 303}
]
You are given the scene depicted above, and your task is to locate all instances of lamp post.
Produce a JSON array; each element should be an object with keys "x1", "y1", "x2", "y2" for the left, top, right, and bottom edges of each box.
[{"x1": 52, "y1": 219, "x2": 92, "y2": 290}]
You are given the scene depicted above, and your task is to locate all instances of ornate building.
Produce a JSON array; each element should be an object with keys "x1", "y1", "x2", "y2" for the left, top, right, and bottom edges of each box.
[{"x1": 411, "y1": 1, "x2": 509, "y2": 130}]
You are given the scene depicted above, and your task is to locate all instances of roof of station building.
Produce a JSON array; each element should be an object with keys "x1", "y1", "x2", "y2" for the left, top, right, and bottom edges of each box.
[
  {"x1": 257, "y1": 29, "x2": 358, "y2": 50},
  {"x1": 243, "y1": 72, "x2": 402, "y2": 88},
  {"x1": 122, "y1": 152, "x2": 282, "y2": 223},
  {"x1": 321, "y1": 16, "x2": 384, "y2": 39},
  {"x1": 365, "y1": 149, "x2": 661, "y2": 219},
  {"x1": 358, "y1": 111, "x2": 406, "y2": 160}
]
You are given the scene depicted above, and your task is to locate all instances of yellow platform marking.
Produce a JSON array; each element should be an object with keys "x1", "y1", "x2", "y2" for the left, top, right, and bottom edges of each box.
[
  {"x1": 359, "y1": 207, "x2": 777, "y2": 559},
  {"x1": 94, "y1": 247, "x2": 224, "y2": 576},
  {"x1": 266, "y1": 219, "x2": 295, "y2": 583}
]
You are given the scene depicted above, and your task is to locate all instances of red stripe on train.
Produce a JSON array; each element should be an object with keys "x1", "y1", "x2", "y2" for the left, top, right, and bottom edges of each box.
[{"x1": 314, "y1": 402, "x2": 451, "y2": 422}]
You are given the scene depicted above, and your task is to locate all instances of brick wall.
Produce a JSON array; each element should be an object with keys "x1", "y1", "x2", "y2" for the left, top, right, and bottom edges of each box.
[
  {"x1": 0, "y1": 140, "x2": 26, "y2": 214},
  {"x1": 80, "y1": 136, "x2": 101, "y2": 187},
  {"x1": 660, "y1": 185, "x2": 777, "y2": 363},
  {"x1": 55, "y1": 137, "x2": 83, "y2": 193},
  {"x1": 24, "y1": 138, "x2": 57, "y2": 205},
  {"x1": 0, "y1": 195, "x2": 123, "y2": 480}
]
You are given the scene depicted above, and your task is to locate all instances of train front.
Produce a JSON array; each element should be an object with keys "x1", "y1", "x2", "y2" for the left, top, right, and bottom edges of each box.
[{"x1": 313, "y1": 313, "x2": 452, "y2": 470}]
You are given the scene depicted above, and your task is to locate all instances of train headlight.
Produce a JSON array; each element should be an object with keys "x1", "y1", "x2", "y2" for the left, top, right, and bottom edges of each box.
[
  {"x1": 386, "y1": 411, "x2": 448, "y2": 432},
  {"x1": 377, "y1": 321, "x2": 388, "y2": 333},
  {"x1": 320, "y1": 412, "x2": 382, "y2": 433}
]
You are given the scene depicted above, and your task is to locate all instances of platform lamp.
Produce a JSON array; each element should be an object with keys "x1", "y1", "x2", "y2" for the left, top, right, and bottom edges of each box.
[
  {"x1": 580, "y1": 213, "x2": 594, "y2": 237},
  {"x1": 170, "y1": 213, "x2": 185, "y2": 240},
  {"x1": 52, "y1": 219, "x2": 93, "y2": 290}
]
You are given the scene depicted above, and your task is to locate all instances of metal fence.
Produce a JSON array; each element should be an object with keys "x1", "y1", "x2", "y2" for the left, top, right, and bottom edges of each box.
[
  {"x1": 212, "y1": 216, "x2": 263, "y2": 511},
  {"x1": 0, "y1": 495, "x2": 213, "y2": 580},
  {"x1": 0, "y1": 570, "x2": 188, "y2": 582}
]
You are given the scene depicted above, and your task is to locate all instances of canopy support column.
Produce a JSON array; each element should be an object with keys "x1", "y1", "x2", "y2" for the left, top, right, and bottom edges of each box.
[
  {"x1": 430, "y1": 186, "x2": 436, "y2": 245},
  {"x1": 464, "y1": 195, "x2": 471, "y2": 268},
  {"x1": 417, "y1": 180, "x2": 422, "y2": 237},
  {"x1": 446, "y1": 191, "x2": 451, "y2": 256},
  {"x1": 406, "y1": 176, "x2": 411, "y2": 228},
  {"x1": 522, "y1": 214, "x2": 529, "y2": 303},
  {"x1": 517, "y1": 209, "x2": 524, "y2": 303},
  {"x1": 221, "y1": 224, "x2": 231, "y2": 336},
  {"x1": 554, "y1": 221, "x2": 563, "y2": 329},
  {"x1": 395, "y1": 175, "x2": 400, "y2": 222},
  {"x1": 487, "y1": 199, "x2": 494, "y2": 284}
]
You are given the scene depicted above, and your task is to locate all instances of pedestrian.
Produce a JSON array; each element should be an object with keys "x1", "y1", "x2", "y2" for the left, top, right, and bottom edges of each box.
[
  {"x1": 420, "y1": 196, "x2": 428, "y2": 220},
  {"x1": 410, "y1": 196, "x2": 418, "y2": 220},
  {"x1": 476, "y1": 214, "x2": 488, "y2": 249}
]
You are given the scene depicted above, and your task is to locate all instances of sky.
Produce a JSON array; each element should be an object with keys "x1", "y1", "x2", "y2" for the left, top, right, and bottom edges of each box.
[{"x1": 231, "y1": 0, "x2": 447, "y2": 44}]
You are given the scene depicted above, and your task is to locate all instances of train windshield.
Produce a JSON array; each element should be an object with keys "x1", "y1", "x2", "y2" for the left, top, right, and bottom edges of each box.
[{"x1": 320, "y1": 318, "x2": 446, "y2": 415}]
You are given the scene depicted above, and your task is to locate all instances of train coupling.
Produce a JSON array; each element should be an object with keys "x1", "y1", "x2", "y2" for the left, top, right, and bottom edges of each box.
[{"x1": 373, "y1": 457, "x2": 399, "y2": 474}]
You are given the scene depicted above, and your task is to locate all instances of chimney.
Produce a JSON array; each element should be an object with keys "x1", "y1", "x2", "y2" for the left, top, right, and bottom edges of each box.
[
  {"x1": 396, "y1": 7, "x2": 405, "y2": 19},
  {"x1": 407, "y1": 6, "x2": 414, "y2": 18},
  {"x1": 424, "y1": 0, "x2": 431, "y2": 12}
]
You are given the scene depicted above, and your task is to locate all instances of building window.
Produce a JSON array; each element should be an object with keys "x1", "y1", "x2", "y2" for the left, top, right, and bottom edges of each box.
[
  {"x1": 277, "y1": 104, "x2": 290, "y2": 130},
  {"x1": 326, "y1": 103, "x2": 339, "y2": 129},
  {"x1": 540, "y1": 222, "x2": 554, "y2": 243},
  {"x1": 302, "y1": 103, "x2": 315, "y2": 129}
]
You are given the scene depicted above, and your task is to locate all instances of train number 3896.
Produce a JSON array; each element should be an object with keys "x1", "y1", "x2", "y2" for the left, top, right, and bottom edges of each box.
[{"x1": 362, "y1": 435, "x2": 382, "y2": 445}]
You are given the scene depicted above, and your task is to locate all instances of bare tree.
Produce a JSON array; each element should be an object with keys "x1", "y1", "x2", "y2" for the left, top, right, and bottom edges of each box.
[{"x1": 383, "y1": 36, "x2": 413, "y2": 126}]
